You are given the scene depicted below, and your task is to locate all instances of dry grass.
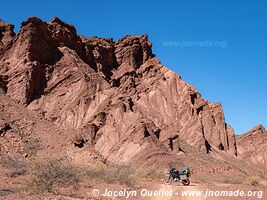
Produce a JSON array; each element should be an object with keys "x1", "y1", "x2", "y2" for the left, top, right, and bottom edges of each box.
[
  {"x1": 0, "y1": 154, "x2": 27, "y2": 177},
  {"x1": 83, "y1": 165, "x2": 164, "y2": 186},
  {"x1": 0, "y1": 154, "x2": 26, "y2": 168},
  {"x1": 262, "y1": 180, "x2": 267, "y2": 187},
  {"x1": 220, "y1": 176, "x2": 243, "y2": 184},
  {"x1": 25, "y1": 139, "x2": 41, "y2": 152},
  {"x1": 135, "y1": 167, "x2": 163, "y2": 180},
  {"x1": 25, "y1": 158, "x2": 80, "y2": 194},
  {"x1": 84, "y1": 165, "x2": 136, "y2": 187},
  {"x1": 5, "y1": 155, "x2": 139, "y2": 194},
  {"x1": 2, "y1": 155, "x2": 164, "y2": 196},
  {"x1": 0, "y1": 188, "x2": 16, "y2": 197},
  {"x1": 244, "y1": 176, "x2": 263, "y2": 187}
]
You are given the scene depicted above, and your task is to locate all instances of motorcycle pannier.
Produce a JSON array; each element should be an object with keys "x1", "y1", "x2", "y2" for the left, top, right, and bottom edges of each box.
[{"x1": 179, "y1": 174, "x2": 187, "y2": 180}]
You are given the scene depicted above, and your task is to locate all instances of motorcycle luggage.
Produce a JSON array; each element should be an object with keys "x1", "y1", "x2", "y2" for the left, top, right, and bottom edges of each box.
[{"x1": 179, "y1": 174, "x2": 187, "y2": 180}]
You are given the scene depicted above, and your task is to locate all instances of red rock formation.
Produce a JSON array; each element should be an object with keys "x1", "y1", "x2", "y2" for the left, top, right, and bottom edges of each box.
[
  {"x1": 0, "y1": 17, "x2": 239, "y2": 167},
  {"x1": 0, "y1": 19, "x2": 15, "y2": 52},
  {"x1": 237, "y1": 125, "x2": 267, "y2": 171}
]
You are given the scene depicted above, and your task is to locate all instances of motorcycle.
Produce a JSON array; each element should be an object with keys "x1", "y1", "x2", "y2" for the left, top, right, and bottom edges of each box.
[{"x1": 163, "y1": 166, "x2": 191, "y2": 186}]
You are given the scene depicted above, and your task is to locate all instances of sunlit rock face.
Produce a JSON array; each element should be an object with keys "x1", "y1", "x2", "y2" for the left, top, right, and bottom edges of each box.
[{"x1": 0, "y1": 17, "x2": 238, "y2": 167}]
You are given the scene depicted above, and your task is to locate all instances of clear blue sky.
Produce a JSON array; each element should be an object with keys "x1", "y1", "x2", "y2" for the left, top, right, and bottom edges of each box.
[{"x1": 1, "y1": 0, "x2": 266, "y2": 134}]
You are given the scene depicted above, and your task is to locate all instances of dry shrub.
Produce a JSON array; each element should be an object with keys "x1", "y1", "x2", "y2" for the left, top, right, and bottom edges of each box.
[
  {"x1": 136, "y1": 167, "x2": 163, "y2": 180},
  {"x1": 0, "y1": 154, "x2": 26, "y2": 168},
  {"x1": 89, "y1": 165, "x2": 163, "y2": 185},
  {"x1": 245, "y1": 176, "x2": 263, "y2": 187},
  {"x1": 25, "y1": 139, "x2": 41, "y2": 152},
  {"x1": 84, "y1": 165, "x2": 136, "y2": 187},
  {"x1": 0, "y1": 188, "x2": 16, "y2": 197},
  {"x1": 25, "y1": 158, "x2": 80, "y2": 194},
  {"x1": 0, "y1": 154, "x2": 27, "y2": 177}
]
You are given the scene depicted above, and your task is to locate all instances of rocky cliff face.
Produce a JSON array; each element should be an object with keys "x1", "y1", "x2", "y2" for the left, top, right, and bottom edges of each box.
[
  {"x1": 0, "y1": 17, "x2": 238, "y2": 167},
  {"x1": 237, "y1": 125, "x2": 267, "y2": 171},
  {"x1": 0, "y1": 19, "x2": 15, "y2": 52}
]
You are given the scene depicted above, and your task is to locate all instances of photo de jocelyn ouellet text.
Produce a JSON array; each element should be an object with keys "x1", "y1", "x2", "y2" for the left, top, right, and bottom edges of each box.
[{"x1": 102, "y1": 188, "x2": 172, "y2": 198}]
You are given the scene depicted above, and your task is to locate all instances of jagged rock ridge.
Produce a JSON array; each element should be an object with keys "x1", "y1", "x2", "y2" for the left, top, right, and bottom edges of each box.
[
  {"x1": 0, "y1": 19, "x2": 15, "y2": 52},
  {"x1": 0, "y1": 17, "x2": 238, "y2": 167}
]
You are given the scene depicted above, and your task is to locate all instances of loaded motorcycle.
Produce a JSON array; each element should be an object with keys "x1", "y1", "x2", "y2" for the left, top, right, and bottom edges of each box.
[{"x1": 163, "y1": 166, "x2": 191, "y2": 186}]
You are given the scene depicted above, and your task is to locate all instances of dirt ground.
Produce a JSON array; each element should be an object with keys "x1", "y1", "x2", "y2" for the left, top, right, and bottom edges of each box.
[
  {"x1": 1, "y1": 178, "x2": 266, "y2": 200},
  {"x1": 84, "y1": 181, "x2": 266, "y2": 200}
]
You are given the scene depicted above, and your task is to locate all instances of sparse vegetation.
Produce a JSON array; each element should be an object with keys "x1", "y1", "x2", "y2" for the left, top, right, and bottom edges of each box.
[
  {"x1": 0, "y1": 188, "x2": 16, "y2": 197},
  {"x1": 0, "y1": 154, "x2": 26, "y2": 168},
  {"x1": 84, "y1": 165, "x2": 136, "y2": 187},
  {"x1": 83, "y1": 164, "x2": 164, "y2": 186},
  {"x1": 22, "y1": 137, "x2": 41, "y2": 155},
  {"x1": 245, "y1": 176, "x2": 263, "y2": 187},
  {"x1": 221, "y1": 176, "x2": 242, "y2": 184},
  {"x1": 0, "y1": 154, "x2": 27, "y2": 177},
  {"x1": 26, "y1": 139, "x2": 41, "y2": 152},
  {"x1": 25, "y1": 158, "x2": 80, "y2": 194},
  {"x1": 262, "y1": 180, "x2": 267, "y2": 187},
  {"x1": 24, "y1": 157, "x2": 138, "y2": 194},
  {"x1": 136, "y1": 167, "x2": 163, "y2": 180}
]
